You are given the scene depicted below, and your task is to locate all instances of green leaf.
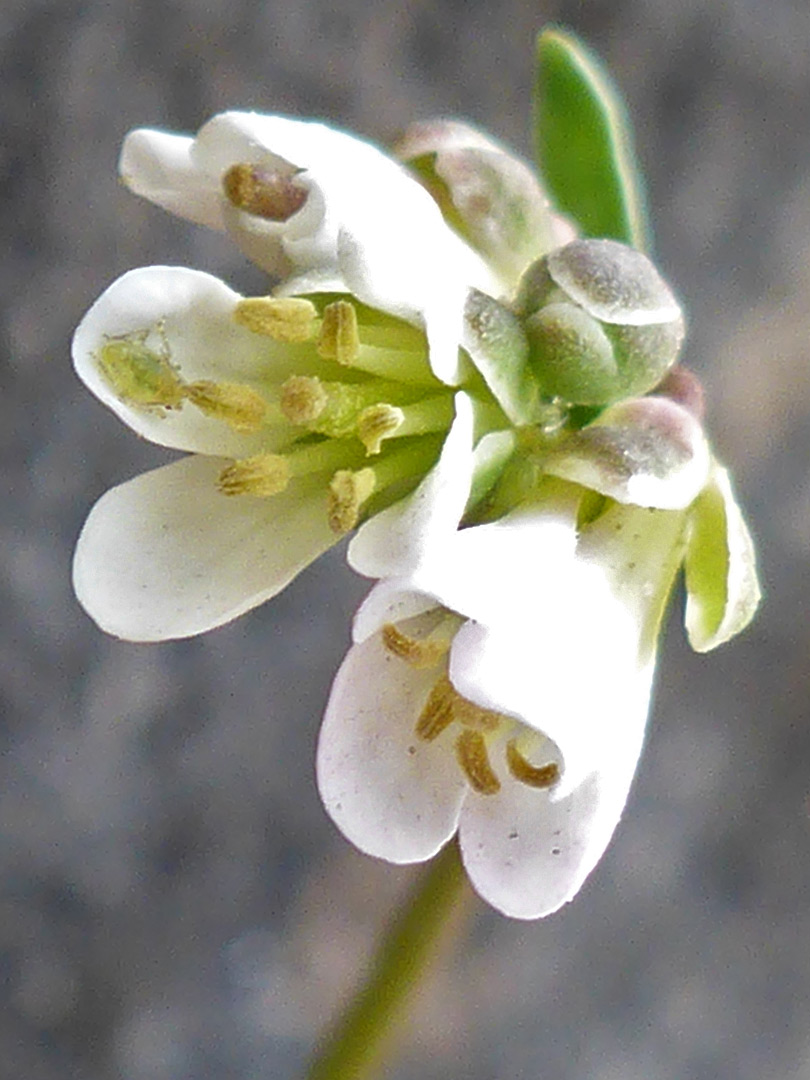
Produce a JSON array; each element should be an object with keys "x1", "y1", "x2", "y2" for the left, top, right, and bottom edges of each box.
[{"x1": 533, "y1": 26, "x2": 651, "y2": 251}]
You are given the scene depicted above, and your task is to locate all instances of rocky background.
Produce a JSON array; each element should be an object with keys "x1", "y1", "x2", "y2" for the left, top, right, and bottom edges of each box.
[{"x1": 3, "y1": 1, "x2": 810, "y2": 1078}]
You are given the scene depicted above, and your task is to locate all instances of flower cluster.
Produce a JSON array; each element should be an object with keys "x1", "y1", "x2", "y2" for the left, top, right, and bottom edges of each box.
[{"x1": 73, "y1": 101, "x2": 759, "y2": 917}]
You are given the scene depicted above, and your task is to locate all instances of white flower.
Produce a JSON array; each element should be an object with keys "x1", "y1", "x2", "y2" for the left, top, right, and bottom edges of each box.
[
  {"x1": 317, "y1": 389, "x2": 760, "y2": 919},
  {"x1": 119, "y1": 111, "x2": 501, "y2": 383},
  {"x1": 72, "y1": 112, "x2": 522, "y2": 642},
  {"x1": 72, "y1": 262, "x2": 484, "y2": 641}
]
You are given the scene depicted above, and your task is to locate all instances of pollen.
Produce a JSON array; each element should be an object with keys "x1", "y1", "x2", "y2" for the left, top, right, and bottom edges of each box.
[
  {"x1": 455, "y1": 730, "x2": 501, "y2": 796},
  {"x1": 222, "y1": 163, "x2": 308, "y2": 221},
  {"x1": 280, "y1": 375, "x2": 328, "y2": 425},
  {"x1": 327, "y1": 467, "x2": 376, "y2": 535},
  {"x1": 317, "y1": 300, "x2": 360, "y2": 365},
  {"x1": 233, "y1": 296, "x2": 318, "y2": 342},
  {"x1": 217, "y1": 453, "x2": 291, "y2": 497},
  {"x1": 505, "y1": 739, "x2": 559, "y2": 789},
  {"x1": 185, "y1": 380, "x2": 268, "y2": 432},
  {"x1": 381, "y1": 624, "x2": 451, "y2": 669},
  {"x1": 97, "y1": 332, "x2": 185, "y2": 409},
  {"x1": 357, "y1": 404, "x2": 404, "y2": 455}
]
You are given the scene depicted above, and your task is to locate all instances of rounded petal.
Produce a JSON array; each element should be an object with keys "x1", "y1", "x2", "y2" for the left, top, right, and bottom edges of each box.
[
  {"x1": 351, "y1": 579, "x2": 437, "y2": 644},
  {"x1": 317, "y1": 629, "x2": 466, "y2": 863},
  {"x1": 119, "y1": 128, "x2": 225, "y2": 229},
  {"x1": 448, "y1": 587, "x2": 647, "y2": 799},
  {"x1": 403, "y1": 499, "x2": 580, "y2": 635},
  {"x1": 544, "y1": 396, "x2": 711, "y2": 509},
  {"x1": 458, "y1": 664, "x2": 652, "y2": 919},
  {"x1": 72, "y1": 266, "x2": 297, "y2": 455},
  {"x1": 348, "y1": 393, "x2": 475, "y2": 579},
  {"x1": 73, "y1": 456, "x2": 336, "y2": 641}
]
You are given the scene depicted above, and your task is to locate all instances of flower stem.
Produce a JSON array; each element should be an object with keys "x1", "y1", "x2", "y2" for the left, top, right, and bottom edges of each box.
[{"x1": 305, "y1": 841, "x2": 469, "y2": 1080}]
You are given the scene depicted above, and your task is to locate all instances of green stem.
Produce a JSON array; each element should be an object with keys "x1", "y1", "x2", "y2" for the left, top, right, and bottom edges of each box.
[{"x1": 305, "y1": 841, "x2": 470, "y2": 1080}]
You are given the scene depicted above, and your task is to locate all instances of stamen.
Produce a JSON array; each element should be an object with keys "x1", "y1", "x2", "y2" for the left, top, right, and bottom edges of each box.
[
  {"x1": 415, "y1": 676, "x2": 457, "y2": 741},
  {"x1": 233, "y1": 297, "x2": 317, "y2": 342},
  {"x1": 357, "y1": 404, "x2": 404, "y2": 455},
  {"x1": 280, "y1": 375, "x2": 329, "y2": 425},
  {"x1": 281, "y1": 376, "x2": 408, "y2": 439},
  {"x1": 505, "y1": 739, "x2": 559, "y2": 789},
  {"x1": 222, "y1": 163, "x2": 308, "y2": 221},
  {"x1": 185, "y1": 380, "x2": 268, "y2": 433},
  {"x1": 327, "y1": 468, "x2": 376, "y2": 535},
  {"x1": 97, "y1": 332, "x2": 185, "y2": 409},
  {"x1": 455, "y1": 730, "x2": 501, "y2": 795},
  {"x1": 317, "y1": 301, "x2": 360, "y2": 365},
  {"x1": 453, "y1": 697, "x2": 503, "y2": 733},
  {"x1": 381, "y1": 624, "x2": 451, "y2": 669},
  {"x1": 217, "y1": 454, "x2": 290, "y2": 497}
]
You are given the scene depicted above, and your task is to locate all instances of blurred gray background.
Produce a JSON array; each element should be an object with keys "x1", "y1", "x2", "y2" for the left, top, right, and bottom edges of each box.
[{"x1": 2, "y1": 1, "x2": 809, "y2": 1077}]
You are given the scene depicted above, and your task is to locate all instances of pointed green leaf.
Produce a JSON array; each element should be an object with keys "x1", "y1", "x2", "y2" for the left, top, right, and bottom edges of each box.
[{"x1": 534, "y1": 27, "x2": 651, "y2": 251}]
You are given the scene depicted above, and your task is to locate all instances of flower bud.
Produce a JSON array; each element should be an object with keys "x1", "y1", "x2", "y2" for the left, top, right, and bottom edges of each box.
[{"x1": 514, "y1": 239, "x2": 685, "y2": 406}]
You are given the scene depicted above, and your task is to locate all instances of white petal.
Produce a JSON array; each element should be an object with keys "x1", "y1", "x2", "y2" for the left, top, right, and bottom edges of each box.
[
  {"x1": 119, "y1": 128, "x2": 225, "y2": 229},
  {"x1": 348, "y1": 393, "x2": 475, "y2": 579},
  {"x1": 72, "y1": 266, "x2": 297, "y2": 455},
  {"x1": 73, "y1": 455, "x2": 336, "y2": 641},
  {"x1": 317, "y1": 629, "x2": 466, "y2": 863},
  {"x1": 458, "y1": 662, "x2": 653, "y2": 919},
  {"x1": 448, "y1": 580, "x2": 645, "y2": 799}
]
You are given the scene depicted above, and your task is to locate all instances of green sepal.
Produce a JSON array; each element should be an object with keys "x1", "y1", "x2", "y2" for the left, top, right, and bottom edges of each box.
[
  {"x1": 533, "y1": 26, "x2": 651, "y2": 251},
  {"x1": 683, "y1": 463, "x2": 761, "y2": 652},
  {"x1": 461, "y1": 289, "x2": 541, "y2": 425}
]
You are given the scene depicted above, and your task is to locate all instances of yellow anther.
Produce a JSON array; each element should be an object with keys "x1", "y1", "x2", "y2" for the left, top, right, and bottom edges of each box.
[
  {"x1": 317, "y1": 300, "x2": 360, "y2": 365},
  {"x1": 222, "y1": 163, "x2": 308, "y2": 221},
  {"x1": 415, "y1": 676, "x2": 457, "y2": 741},
  {"x1": 455, "y1": 730, "x2": 501, "y2": 796},
  {"x1": 233, "y1": 297, "x2": 317, "y2": 342},
  {"x1": 280, "y1": 375, "x2": 329, "y2": 425},
  {"x1": 327, "y1": 467, "x2": 376, "y2": 535},
  {"x1": 185, "y1": 380, "x2": 267, "y2": 433},
  {"x1": 381, "y1": 624, "x2": 451, "y2": 669},
  {"x1": 97, "y1": 331, "x2": 184, "y2": 409},
  {"x1": 505, "y1": 739, "x2": 559, "y2": 790},
  {"x1": 357, "y1": 404, "x2": 404, "y2": 455},
  {"x1": 217, "y1": 453, "x2": 290, "y2": 497}
]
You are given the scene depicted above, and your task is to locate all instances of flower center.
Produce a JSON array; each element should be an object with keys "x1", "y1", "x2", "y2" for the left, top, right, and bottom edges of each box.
[
  {"x1": 382, "y1": 619, "x2": 560, "y2": 797},
  {"x1": 94, "y1": 295, "x2": 463, "y2": 537}
]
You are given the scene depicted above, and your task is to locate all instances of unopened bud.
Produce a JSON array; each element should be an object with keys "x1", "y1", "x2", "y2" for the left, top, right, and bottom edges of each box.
[{"x1": 514, "y1": 239, "x2": 685, "y2": 406}]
